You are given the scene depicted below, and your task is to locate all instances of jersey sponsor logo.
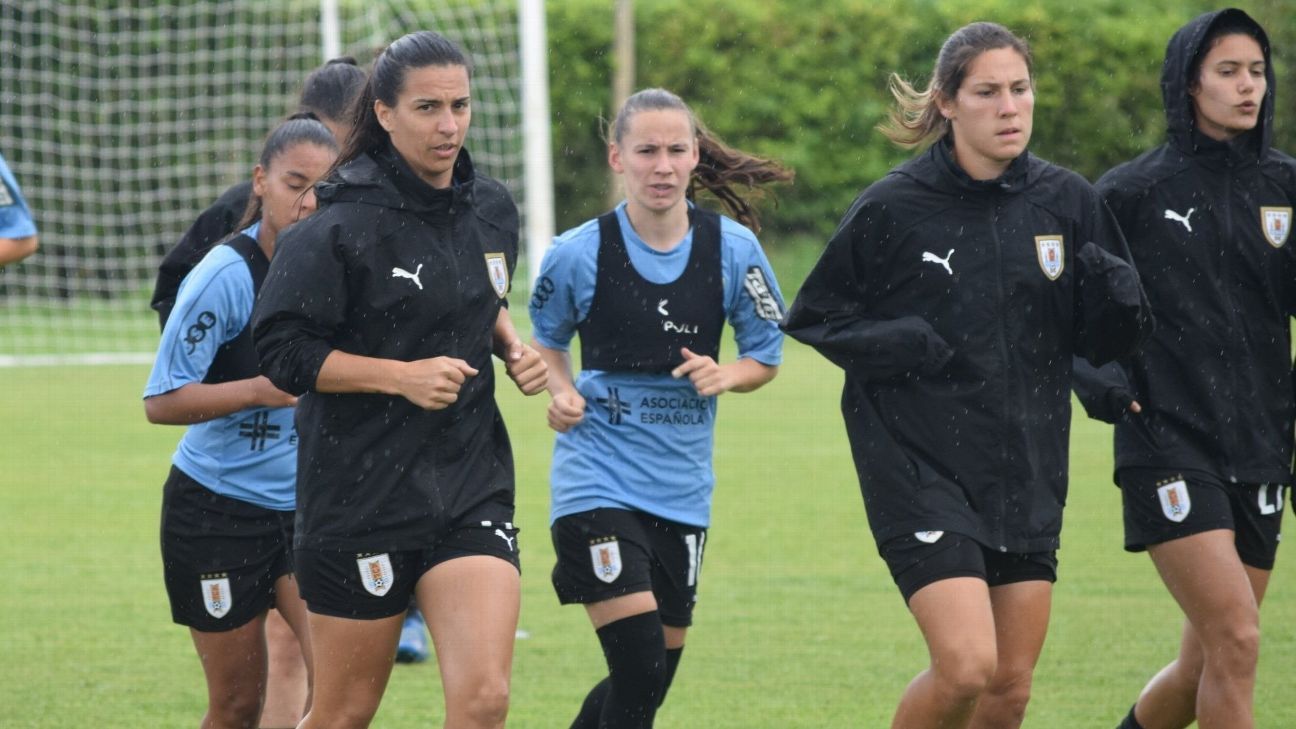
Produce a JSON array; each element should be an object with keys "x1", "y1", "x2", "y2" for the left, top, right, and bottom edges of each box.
[
  {"x1": 921, "y1": 250, "x2": 955, "y2": 276},
  {"x1": 589, "y1": 537, "x2": 622, "y2": 583},
  {"x1": 237, "y1": 410, "x2": 282, "y2": 451},
  {"x1": 595, "y1": 387, "x2": 632, "y2": 425},
  {"x1": 0, "y1": 180, "x2": 14, "y2": 207},
  {"x1": 913, "y1": 530, "x2": 944, "y2": 544},
  {"x1": 356, "y1": 553, "x2": 395, "y2": 597},
  {"x1": 657, "y1": 299, "x2": 670, "y2": 316},
  {"x1": 484, "y1": 252, "x2": 509, "y2": 298},
  {"x1": 1164, "y1": 207, "x2": 1195, "y2": 232},
  {"x1": 391, "y1": 263, "x2": 424, "y2": 290},
  {"x1": 183, "y1": 311, "x2": 218, "y2": 355},
  {"x1": 743, "y1": 266, "x2": 784, "y2": 320},
  {"x1": 1034, "y1": 235, "x2": 1065, "y2": 281},
  {"x1": 1157, "y1": 478, "x2": 1192, "y2": 523},
  {"x1": 1257, "y1": 484, "x2": 1286, "y2": 516},
  {"x1": 637, "y1": 394, "x2": 710, "y2": 425},
  {"x1": 530, "y1": 275, "x2": 555, "y2": 310},
  {"x1": 1261, "y1": 206, "x2": 1291, "y2": 248},
  {"x1": 199, "y1": 574, "x2": 232, "y2": 619}
]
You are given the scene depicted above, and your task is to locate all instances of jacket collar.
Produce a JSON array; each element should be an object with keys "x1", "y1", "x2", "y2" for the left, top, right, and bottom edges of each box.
[
  {"x1": 317, "y1": 143, "x2": 477, "y2": 213},
  {"x1": 917, "y1": 136, "x2": 1031, "y2": 196}
]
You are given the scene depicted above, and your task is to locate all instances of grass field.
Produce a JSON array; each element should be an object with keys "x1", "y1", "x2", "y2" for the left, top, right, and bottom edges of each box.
[{"x1": 3, "y1": 335, "x2": 1294, "y2": 727}]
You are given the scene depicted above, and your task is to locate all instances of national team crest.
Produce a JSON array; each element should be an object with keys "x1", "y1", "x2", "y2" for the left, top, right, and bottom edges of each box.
[
  {"x1": 1157, "y1": 479, "x2": 1192, "y2": 523},
  {"x1": 589, "y1": 539, "x2": 622, "y2": 584},
  {"x1": 1261, "y1": 206, "x2": 1292, "y2": 248},
  {"x1": 484, "y1": 252, "x2": 509, "y2": 299},
  {"x1": 1035, "y1": 235, "x2": 1065, "y2": 280},
  {"x1": 200, "y1": 576, "x2": 232, "y2": 619},
  {"x1": 356, "y1": 553, "x2": 395, "y2": 597}
]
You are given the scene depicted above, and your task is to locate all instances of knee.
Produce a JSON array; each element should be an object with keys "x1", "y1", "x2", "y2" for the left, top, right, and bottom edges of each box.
[
  {"x1": 982, "y1": 668, "x2": 1034, "y2": 724},
  {"x1": 932, "y1": 649, "x2": 997, "y2": 703},
  {"x1": 452, "y1": 677, "x2": 511, "y2": 729},
  {"x1": 1205, "y1": 618, "x2": 1260, "y2": 674},
  {"x1": 207, "y1": 690, "x2": 263, "y2": 728}
]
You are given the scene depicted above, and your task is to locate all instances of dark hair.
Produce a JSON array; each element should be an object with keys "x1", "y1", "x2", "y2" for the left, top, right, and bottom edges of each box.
[
  {"x1": 298, "y1": 56, "x2": 366, "y2": 123},
  {"x1": 609, "y1": 88, "x2": 793, "y2": 233},
  {"x1": 880, "y1": 22, "x2": 1033, "y2": 149},
  {"x1": 236, "y1": 113, "x2": 338, "y2": 230},
  {"x1": 1189, "y1": 13, "x2": 1267, "y2": 91},
  {"x1": 333, "y1": 31, "x2": 472, "y2": 170}
]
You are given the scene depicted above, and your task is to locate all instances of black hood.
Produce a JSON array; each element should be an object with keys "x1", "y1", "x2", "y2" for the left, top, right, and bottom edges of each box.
[
  {"x1": 315, "y1": 143, "x2": 478, "y2": 214},
  {"x1": 1161, "y1": 8, "x2": 1274, "y2": 159}
]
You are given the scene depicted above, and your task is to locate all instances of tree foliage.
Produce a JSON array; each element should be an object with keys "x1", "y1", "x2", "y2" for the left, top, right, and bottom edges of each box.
[{"x1": 548, "y1": 0, "x2": 1294, "y2": 238}]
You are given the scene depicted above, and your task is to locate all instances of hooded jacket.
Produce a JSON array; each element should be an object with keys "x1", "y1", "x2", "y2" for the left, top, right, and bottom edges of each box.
[
  {"x1": 784, "y1": 139, "x2": 1151, "y2": 552},
  {"x1": 1075, "y1": 9, "x2": 1296, "y2": 485},
  {"x1": 253, "y1": 145, "x2": 519, "y2": 551}
]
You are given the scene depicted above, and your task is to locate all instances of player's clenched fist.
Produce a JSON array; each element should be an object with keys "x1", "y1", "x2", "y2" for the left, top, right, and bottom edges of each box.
[
  {"x1": 501, "y1": 339, "x2": 548, "y2": 395},
  {"x1": 397, "y1": 356, "x2": 479, "y2": 410},
  {"x1": 547, "y1": 390, "x2": 585, "y2": 433}
]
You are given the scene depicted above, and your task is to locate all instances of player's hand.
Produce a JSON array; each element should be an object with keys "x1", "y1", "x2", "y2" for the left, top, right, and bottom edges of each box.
[
  {"x1": 671, "y1": 347, "x2": 733, "y2": 396},
  {"x1": 501, "y1": 339, "x2": 548, "y2": 396},
  {"x1": 548, "y1": 390, "x2": 586, "y2": 433},
  {"x1": 397, "y1": 357, "x2": 479, "y2": 410},
  {"x1": 249, "y1": 376, "x2": 298, "y2": 409}
]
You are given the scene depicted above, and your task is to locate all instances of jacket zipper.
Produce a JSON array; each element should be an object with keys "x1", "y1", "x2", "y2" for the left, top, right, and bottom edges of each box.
[
  {"x1": 988, "y1": 201, "x2": 1012, "y2": 550},
  {"x1": 1221, "y1": 172, "x2": 1240, "y2": 482}
]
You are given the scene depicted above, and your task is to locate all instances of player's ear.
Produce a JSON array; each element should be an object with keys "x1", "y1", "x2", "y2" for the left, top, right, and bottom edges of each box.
[
  {"x1": 608, "y1": 142, "x2": 624, "y2": 174},
  {"x1": 251, "y1": 164, "x2": 268, "y2": 198},
  {"x1": 375, "y1": 99, "x2": 395, "y2": 133}
]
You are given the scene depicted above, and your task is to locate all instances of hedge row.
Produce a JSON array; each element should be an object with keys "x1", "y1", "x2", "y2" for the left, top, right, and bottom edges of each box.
[{"x1": 546, "y1": 0, "x2": 1294, "y2": 239}]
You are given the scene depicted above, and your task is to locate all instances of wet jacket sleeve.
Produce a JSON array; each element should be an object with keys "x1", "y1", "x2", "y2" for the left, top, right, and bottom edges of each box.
[
  {"x1": 1072, "y1": 192, "x2": 1153, "y2": 366},
  {"x1": 782, "y1": 197, "x2": 953, "y2": 378},
  {"x1": 1072, "y1": 357, "x2": 1136, "y2": 423},
  {"x1": 252, "y1": 220, "x2": 348, "y2": 396}
]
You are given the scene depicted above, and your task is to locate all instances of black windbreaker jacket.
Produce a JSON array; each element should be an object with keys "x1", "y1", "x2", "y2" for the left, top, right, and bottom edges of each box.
[
  {"x1": 1075, "y1": 9, "x2": 1296, "y2": 485},
  {"x1": 151, "y1": 180, "x2": 253, "y2": 329},
  {"x1": 784, "y1": 139, "x2": 1152, "y2": 552},
  {"x1": 253, "y1": 146, "x2": 519, "y2": 551}
]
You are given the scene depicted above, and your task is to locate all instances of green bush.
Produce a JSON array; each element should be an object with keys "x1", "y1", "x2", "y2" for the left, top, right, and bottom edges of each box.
[{"x1": 548, "y1": 0, "x2": 1294, "y2": 240}]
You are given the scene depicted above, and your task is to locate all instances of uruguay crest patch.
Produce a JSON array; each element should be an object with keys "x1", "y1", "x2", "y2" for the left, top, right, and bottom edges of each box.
[
  {"x1": 1157, "y1": 479, "x2": 1192, "y2": 523},
  {"x1": 589, "y1": 538, "x2": 622, "y2": 584},
  {"x1": 1035, "y1": 235, "x2": 1064, "y2": 280},
  {"x1": 357, "y1": 553, "x2": 395, "y2": 597},
  {"x1": 200, "y1": 576, "x2": 232, "y2": 619},
  {"x1": 1261, "y1": 206, "x2": 1291, "y2": 248},
  {"x1": 484, "y1": 252, "x2": 509, "y2": 298}
]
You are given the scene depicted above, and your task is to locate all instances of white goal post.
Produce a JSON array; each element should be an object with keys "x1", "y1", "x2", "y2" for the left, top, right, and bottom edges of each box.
[{"x1": 0, "y1": 0, "x2": 552, "y2": 365}]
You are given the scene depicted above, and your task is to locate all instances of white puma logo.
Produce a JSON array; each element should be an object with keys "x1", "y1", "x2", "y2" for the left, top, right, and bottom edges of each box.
[
  {"x1": 494, "y1": 529, "x2": 516, "y2": 551},
  {"x1": 392, "y1": 263, "x2": 424, "y2": 290},
  {"x1": 657, "y1": 299, "x2": 669, "y2": 316},
  {"x1": 1164, "y1": 208, "x2": 1195, "y2": 232},
  {"x1": 922, "y1": 249, "x2": 955, "y2": 275}
]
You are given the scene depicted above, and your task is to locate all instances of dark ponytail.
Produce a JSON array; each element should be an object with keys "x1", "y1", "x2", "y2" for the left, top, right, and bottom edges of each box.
[
  {"x1": 610, "y1": 88, "x2": 793, "y2": 233},
  {"x1": 298, "y1": 56, "x2": 366, "y2": 125},
  {"x1": 235, "y1": 113, "x2": 337, "y2": 230}
]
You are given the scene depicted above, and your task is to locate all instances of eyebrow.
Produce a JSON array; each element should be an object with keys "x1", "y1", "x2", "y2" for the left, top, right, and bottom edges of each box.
[{"x1": 411, "y1": 95, "x2": 471, "y2": 104}]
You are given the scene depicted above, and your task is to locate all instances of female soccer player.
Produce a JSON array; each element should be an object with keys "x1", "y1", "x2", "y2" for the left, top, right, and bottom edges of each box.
[
  {"x1": 530, "y1": 88, "x2": 791, "y2": 728},
  {"x1": 252, "y1": 31, "x2": 546, "y2": 729},
  {"x1": 783, "y1": 22, "x2": 1152, "y2": 729},
  {"x1": 143, "y1": 115, "x2": 338, "y2": 729},
  {"x1": 0, "y1": 151, "x2": 39, "y2": 266},
  {"x1": 150, "y1": 56, "x2": 365, "y2": 327},
  {"x1": 1073, "y1": 10, "x2": 1294, "y2": 729}
]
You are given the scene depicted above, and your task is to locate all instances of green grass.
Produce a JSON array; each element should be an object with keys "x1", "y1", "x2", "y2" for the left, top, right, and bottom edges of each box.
[{"x1": 3, "y1": 340, "x2": 1294, "y2": 727}]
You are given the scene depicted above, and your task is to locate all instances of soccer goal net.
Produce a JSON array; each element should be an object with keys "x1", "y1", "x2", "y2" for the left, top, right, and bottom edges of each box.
[{"x1": 0, "y1": 0, "x2": 523, "y2": 364}]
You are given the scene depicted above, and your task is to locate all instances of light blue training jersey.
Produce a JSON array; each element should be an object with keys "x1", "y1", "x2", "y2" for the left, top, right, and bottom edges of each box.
[
  {"x1": 0, "y1": 153, "x2": 37, "y2": 238},
  {"x1": 143, "y1": 224, "x2": 297, "y2": 510},
  {"x1": 530, "y1": 203, "x2": 785, "y2": 527}
]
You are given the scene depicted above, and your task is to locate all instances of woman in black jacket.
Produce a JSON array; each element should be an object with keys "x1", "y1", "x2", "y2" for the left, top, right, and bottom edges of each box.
[
  {"x1": 1075, "y1": 10, "x2": 1294, "y2": 729},
  {"x1": 252, "y1": 31, "x2": 546, "y2": 729},
  {"x1": 783, "y1": 22, "x2": 1151, "y2": 729}
]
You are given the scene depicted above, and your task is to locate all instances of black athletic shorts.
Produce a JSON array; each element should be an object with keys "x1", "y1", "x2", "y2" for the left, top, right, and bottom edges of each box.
[
  {"x1": 296, "y1": 499, "x2": 520, "y2": 620},
  {"x1": 160, "y1": 465, "x2": 295, "y2": 631},
  {"x1": 551, "y1": 508, "x2": 706, "y2": 628},
  {"x1": 878, "y1": 531, "x2": 1058, "y2": 604},
  {"x1": 1119, "y1": 468, "x2": 1286, "y2": 570}
]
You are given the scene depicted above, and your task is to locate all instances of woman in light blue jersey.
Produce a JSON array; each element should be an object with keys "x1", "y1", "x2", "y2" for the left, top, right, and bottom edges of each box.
[
  {"x1": 143, "y1": 115, "x2": 336, "y2": 729},
  {"x1": 529, "y1": 88, "x2": 792, "y2": 729}
]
